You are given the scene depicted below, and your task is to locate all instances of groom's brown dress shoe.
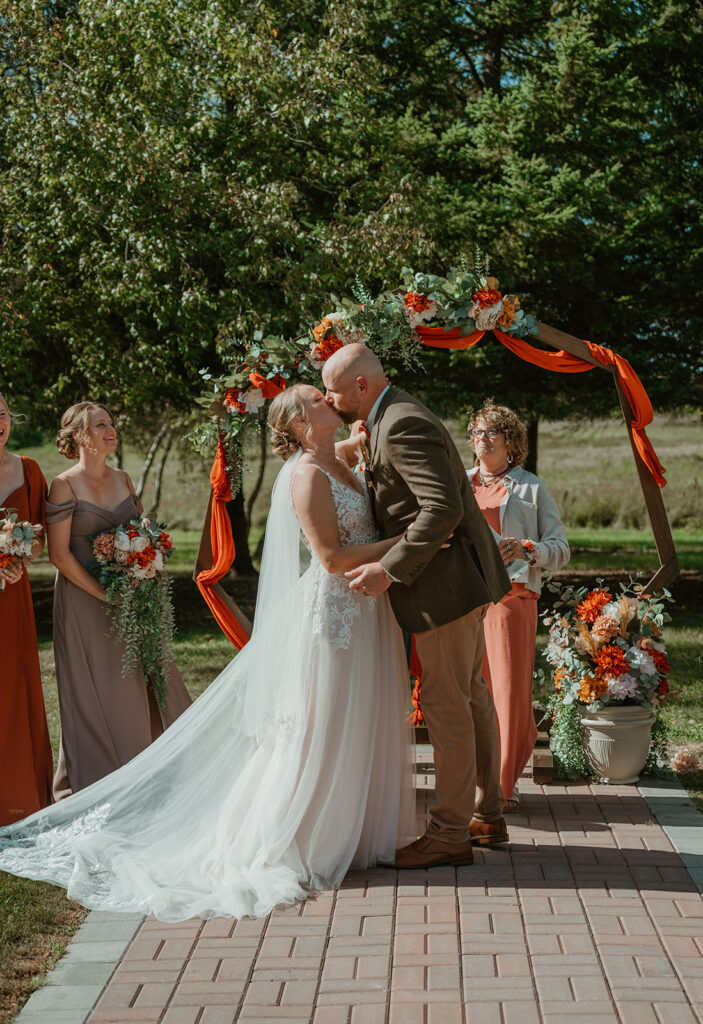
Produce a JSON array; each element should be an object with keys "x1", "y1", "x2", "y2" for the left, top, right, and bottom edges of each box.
[
  {"x1": 469, "y1": 817, "x2": 509, "y2": 846},
  {"x1": 393, "y1": 833, "x2": 474, "y2": 869}
]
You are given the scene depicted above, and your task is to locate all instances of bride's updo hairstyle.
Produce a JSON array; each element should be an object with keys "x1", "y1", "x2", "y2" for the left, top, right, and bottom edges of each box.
[
  {"x1": 57, "y1": 402, "x2": 115, "y2": 459},
  {"x1": 268, "y1": 385, "x2": 311, "y2": 461}
]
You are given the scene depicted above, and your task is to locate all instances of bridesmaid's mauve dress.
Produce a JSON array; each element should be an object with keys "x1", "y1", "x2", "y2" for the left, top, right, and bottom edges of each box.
[
  {"x1": 0, "y1": 456, "x2": 53, "y2": 825},
  {"x1": 46, "y1": 491, "x2": 192, "y2": 798}
]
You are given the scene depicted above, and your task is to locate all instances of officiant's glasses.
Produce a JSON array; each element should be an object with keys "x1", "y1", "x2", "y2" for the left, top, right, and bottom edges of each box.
[{"x1": 469, "y1": 427, "x2": 503, "y2": 439}]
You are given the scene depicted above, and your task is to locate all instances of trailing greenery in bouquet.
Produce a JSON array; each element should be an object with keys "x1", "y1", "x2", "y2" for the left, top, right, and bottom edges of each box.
[
  {"x1": 0, "y1": 507, "x2": 43, "y2": 591},
  {"x1": 90, "y1": 517, "x2": 176, "y2": 708},
  {"x1": 539, "y1": 576, "x2": 673, "y2": 778}
]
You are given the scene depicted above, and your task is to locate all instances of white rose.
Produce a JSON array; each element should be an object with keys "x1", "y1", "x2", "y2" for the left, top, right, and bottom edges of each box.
[
  {"x1": 474, "y1": 301, "x2": 504, "y2": 331},
  {"x1": 130, "y1": 565, "x2": 146, "y2": 579},
  {"x1": 243, "y1": 388, "x2": 265, "y2": 414},
  {"x1": 131, "y1": 536, "x2": 149, "y2": 553},
  {"x1": 606, "y1": 672, "x2": 638, "y2": 699},
  {"x1": 153, "y1": 551, "x2": 164, "y2": 572},
  {"x1": 114, "y1": 532, "x2": 131, "y2": 551},
  {"x1": 628, "y1": 647, "x2": 656, "y2": 676},
  {"x1": 307, "y1": 343, "x2": 324, "y2": 370},
  {"x1": 143, "y1": 562, "x2": 156, "y2": 579},
  {"x1": 140, "y1": 517, "x2": 151, "y2": 529},
  {"x1": 115, "y1": 549, "x2": 129, "y2": 564}
]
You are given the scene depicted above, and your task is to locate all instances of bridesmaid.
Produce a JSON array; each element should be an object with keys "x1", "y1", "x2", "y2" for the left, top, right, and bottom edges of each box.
[
  {"x1": 0, "y1": 393, "x2": 53, "y2": 825},
  {"x1": 47, "y1": 402, "x2": 191, "y2": 798}
]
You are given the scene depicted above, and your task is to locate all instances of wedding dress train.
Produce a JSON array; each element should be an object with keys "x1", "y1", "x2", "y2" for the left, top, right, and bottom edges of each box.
[{"x1": 0, "y1": 454, "x2": 415, "y2": 920}]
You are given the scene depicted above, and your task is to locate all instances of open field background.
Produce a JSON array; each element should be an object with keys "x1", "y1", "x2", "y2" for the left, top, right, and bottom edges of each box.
[
  {"x1": 2, "y1": 412, "x2": 702, "y2": 1023},
  {"x1": 13, "y1": 412, "x2": 703, "y2": 579}
]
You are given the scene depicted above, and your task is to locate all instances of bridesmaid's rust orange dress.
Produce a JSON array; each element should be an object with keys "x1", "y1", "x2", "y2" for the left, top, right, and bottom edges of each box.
[{"x1": 0, "y1": 456, "x2": 53, "y2": 825}]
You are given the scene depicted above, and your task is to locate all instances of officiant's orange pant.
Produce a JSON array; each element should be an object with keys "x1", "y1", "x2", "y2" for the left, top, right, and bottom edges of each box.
[{"x1": 414, "y1": 604, "x2": 503, "y2": 841}]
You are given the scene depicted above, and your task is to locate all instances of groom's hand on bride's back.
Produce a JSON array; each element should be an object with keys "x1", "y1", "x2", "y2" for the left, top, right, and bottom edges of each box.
[{"x1": 346, "y1": 533, "x2": 453, "y2": 596}]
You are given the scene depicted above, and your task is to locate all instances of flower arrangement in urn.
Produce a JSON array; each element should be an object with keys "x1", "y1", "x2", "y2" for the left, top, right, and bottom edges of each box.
[{"x1": 541, "y1": 576, "x2": 673, "y2": 780}]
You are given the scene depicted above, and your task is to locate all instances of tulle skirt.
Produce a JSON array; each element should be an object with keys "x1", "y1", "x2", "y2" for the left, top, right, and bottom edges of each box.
[{"x1": 0, "y1": 574, "x2": 415, "y2": 921}]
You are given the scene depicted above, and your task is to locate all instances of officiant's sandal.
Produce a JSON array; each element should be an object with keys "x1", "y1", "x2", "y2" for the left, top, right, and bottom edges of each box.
[
  {"x1": 391, "y1": 833, "x2": 474, "y2": 869},
  {"x1": 469, "y1": 816, "x2": 509, "y2": 846}
]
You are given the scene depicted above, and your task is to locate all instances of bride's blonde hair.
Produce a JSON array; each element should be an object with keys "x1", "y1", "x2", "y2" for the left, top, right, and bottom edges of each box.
[{"x1": 268, "y1": 385, "x2": 311, "y2": 461}]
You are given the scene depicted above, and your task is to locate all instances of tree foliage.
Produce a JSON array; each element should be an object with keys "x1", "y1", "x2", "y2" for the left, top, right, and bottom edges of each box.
[{"x1": 0, "y1": 0, "x2": 700, "y2": 442}]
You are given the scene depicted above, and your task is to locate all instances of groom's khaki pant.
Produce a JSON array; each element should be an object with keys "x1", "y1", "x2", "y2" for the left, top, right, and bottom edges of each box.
[{"x1": 414, "y1": 604, "x2": 503, "y2": 842}]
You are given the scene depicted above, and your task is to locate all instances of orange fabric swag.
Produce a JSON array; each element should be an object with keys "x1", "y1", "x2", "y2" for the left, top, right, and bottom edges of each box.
[
  {"x1": 416, "y1": 325, "x2": 666, "y2": 488},
  {"x1": 195, "y1": 441, "x2": 251, "y2": 650}
]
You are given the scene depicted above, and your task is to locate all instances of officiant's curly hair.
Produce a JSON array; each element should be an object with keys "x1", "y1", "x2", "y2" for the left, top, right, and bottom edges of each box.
[
  {"x1": 268, "y1": 385, "x2": 311, "y2": 461},
  {"x1": 467, "y1": 399, "x2": 528, "y2": 467},
  {"x1": 57, "y1": 402, "x2": 118, "y2": 459}
]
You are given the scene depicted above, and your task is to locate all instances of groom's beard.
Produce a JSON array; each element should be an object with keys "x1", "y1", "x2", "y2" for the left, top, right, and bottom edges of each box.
[
  {"x1": 336, "y1": 408, "x2": 358, "y2": 425},
  {"x1": 328, "y1": 402, "x2": 360, "y2": 425}
]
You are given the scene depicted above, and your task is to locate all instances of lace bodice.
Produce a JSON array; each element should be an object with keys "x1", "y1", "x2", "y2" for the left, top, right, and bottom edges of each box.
[{"x1": 293, "y1": 468, "x2": 377, "y2": 652}]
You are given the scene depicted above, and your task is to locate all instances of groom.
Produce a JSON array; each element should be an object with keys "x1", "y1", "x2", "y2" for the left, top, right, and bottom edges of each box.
[{"x1": 323, "y1": 344, "x2": 512, "y2": 868}]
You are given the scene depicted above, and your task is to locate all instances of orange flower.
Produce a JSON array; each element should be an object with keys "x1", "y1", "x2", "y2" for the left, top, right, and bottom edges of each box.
[
  {"x1": 158, "y1": 531, "x2": 173, "y2": 551},
  {"x1": 223, "y1": 388, "x2": 247, "y2": 413},
  {"x1": 594, "y1": 644, "x2": 629, "y2": 678},
  {"x1": 655, "y1": 677, "x2": 669, "y2": 698},
  {"x1": 312, "y1": 315, "x2": 336, "y2": 344},
  {"x1": 0, "y1": 552, "x2": 14, "y2": 568},
  {"x1": 404, "y1": 291, "x2": 433, "y2": 313},
  {"x1": 578, "y1": 673, "x2": 608, "y2": 702},
  {"x1": 472, "y1": 288, "x2": 502, "y2": 308},
  {"x1": 553, "y1": 667, "x2": 572, "y2": 692},
  {"x1": 650, "y1": 649, "x2": 670, "y2": 675},
  {"x1": 576, "y1": 588, "x2": 612, "y2": 623},
  {"x1": 317, "y1": 335, "x2": 343, "y2": 361}
]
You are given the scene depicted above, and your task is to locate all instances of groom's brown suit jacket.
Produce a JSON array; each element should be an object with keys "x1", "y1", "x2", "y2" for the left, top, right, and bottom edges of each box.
[{"x1": 371, "y1": 388, "x2": 511, "y2": 634}]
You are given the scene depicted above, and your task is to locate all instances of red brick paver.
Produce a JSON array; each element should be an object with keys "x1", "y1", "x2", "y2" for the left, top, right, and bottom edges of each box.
[{"x1": 86, "y1": 765, "x2": 703, "y2": 1024}]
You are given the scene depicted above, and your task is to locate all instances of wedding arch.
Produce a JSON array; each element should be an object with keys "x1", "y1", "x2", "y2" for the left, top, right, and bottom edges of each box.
[{"x1": 191, "y1": 264, "x2": 678, "y2": 648}]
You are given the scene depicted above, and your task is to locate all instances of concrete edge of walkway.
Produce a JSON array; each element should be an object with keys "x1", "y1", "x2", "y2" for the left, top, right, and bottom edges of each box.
[
  {"x1": 638, "y1": 776, "x2": 703, "y2": 893},
  {"x1": 10, "y1": 772, "x2": 703, "y2": 1023},
  {"x1": 13, "y1": 910, "x2": 145, "y2": 1024}
]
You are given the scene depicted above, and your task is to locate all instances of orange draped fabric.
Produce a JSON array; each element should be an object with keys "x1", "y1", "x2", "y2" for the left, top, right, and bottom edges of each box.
[
  {"x1": 416, "y1": 325, "x2": 666, "y2": 488},
  {"x1": 196, "y1": 373, "x2": 287, "y2": 648},
  {"x1": 195, "y1": 442, "x2": 250, "y2": 650}
]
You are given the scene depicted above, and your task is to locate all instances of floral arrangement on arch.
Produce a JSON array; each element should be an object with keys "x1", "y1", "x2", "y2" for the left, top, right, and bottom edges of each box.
[
  {"x1": 189, "y1": 255, "x2": 537, "y2": 493},
  {"x1": 540, "y1": 576, "x2": 673, "y2": 778}
]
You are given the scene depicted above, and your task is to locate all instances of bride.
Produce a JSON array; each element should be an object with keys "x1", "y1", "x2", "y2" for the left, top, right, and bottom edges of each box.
[{"x1": 0, "y1": 384, "x2": 416, "y2": 921}]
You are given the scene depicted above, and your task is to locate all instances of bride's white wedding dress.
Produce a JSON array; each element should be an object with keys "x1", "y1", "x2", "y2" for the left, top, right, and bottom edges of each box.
[{"x1": 0, "y1": 454, "x2": 415, "y2": 920}]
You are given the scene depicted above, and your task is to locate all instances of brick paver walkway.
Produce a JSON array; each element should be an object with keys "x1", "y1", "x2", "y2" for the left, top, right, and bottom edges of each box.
[{"x1": 82, "y1": 765, "x2": 703, "y2": 1024}]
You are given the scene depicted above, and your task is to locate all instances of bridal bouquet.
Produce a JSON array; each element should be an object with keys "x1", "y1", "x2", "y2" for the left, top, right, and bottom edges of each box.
[
  {"x1": 90, "y1": 517, "x2": 176, "y2": 708},
  {"x1": 0, "y1": 508, "x2": 42, "y2": 591},
  {"x1": 541, "y1": 576, "x2": 673, "y2": 777}
]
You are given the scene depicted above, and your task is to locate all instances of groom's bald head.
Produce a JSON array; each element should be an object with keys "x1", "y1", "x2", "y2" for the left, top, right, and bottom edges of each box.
[{"x1": 322, "y1": 344, "x2": 388, "y2": 424}]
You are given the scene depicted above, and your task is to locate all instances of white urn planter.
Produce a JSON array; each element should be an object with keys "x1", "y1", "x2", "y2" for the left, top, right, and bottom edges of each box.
[{"x1": 579, "y1": 705, "x2": 656, "y2": 784}]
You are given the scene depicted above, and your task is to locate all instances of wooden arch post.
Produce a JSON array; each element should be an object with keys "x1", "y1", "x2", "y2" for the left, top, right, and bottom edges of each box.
[{"x1": 534, "y1": 323, "x2": 678, "y2": 593}]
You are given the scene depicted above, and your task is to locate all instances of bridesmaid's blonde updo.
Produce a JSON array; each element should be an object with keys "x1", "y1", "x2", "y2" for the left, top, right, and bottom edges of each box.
[
  {"x1": 57, "y1": 402, "x2": 115, "y2": 459},
  {"x1": 268, "y1": 385, "x2": 311, "y2": 461}
]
